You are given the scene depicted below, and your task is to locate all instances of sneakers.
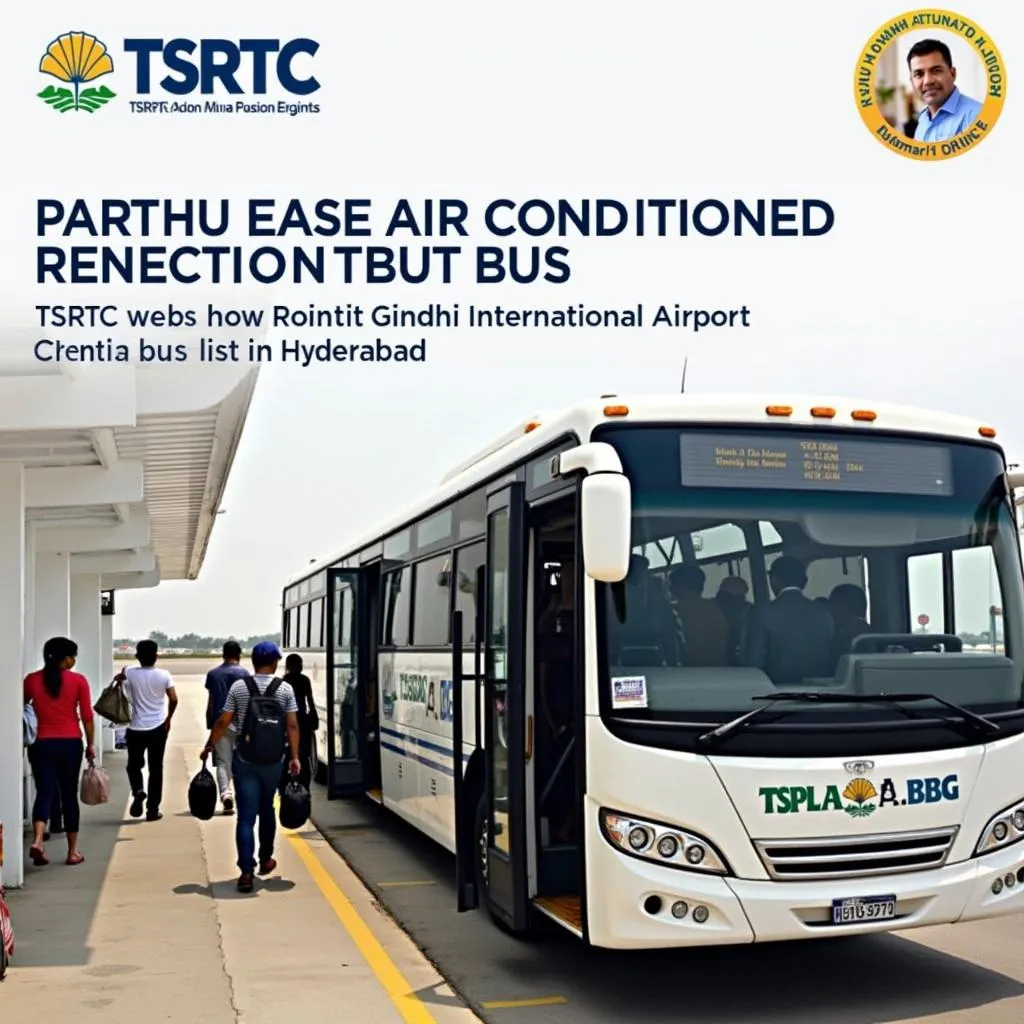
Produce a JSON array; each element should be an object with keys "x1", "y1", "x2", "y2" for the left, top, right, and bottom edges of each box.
[
  {"x1": 146, "y1": 811, "x2": 163, "y2": 822},
  {"x1": 129, "y1": 791, "x2": 146, "y2": 818},
  {"x1": 222, "y1": 796, "x2": 234, "y2": 816}
]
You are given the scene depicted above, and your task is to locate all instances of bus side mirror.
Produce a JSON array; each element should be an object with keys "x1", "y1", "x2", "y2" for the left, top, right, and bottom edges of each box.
[{"x1": 581, "y1": 474, "x2": 631, "y2": 582}]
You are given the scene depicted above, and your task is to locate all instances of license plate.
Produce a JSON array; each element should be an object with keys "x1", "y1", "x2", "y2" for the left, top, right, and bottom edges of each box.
[{"x1": 831, "y1": 895, "x2": 896, "y2": 925}]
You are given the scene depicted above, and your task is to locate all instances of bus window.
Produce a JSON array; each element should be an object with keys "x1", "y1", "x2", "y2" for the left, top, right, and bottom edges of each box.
[
  {"x1": 412, "y1": 553, "x2": 451, "y2": 646},
  {"x1": 907, "y1": 551, "x2": 944, "y2": 633},
  {"x1": 953, "y1": 547, "x2": 1004, "y2": 652},
  {"x1": 383, "y1": 566, "x2": 412, "y2": 646},
  {"x1": 454, "y1": 542, "x2": 485, "y2": 644}
]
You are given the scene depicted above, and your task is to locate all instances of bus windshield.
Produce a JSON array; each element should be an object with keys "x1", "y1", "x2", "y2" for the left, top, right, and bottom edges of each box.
[{"x1": 594, "y1": 424, "x2": 1024, "y2": 750}]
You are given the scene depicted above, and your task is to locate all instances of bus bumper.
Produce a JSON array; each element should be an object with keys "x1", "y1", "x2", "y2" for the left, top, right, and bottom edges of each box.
[{"x1": 586, "y1": 825, "x2": 1024, "y2": 949}]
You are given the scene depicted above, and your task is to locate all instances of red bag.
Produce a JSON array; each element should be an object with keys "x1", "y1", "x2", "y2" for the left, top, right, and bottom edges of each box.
[{"x1": 0, "y1": 887, "x2": 14, "y2": 979}]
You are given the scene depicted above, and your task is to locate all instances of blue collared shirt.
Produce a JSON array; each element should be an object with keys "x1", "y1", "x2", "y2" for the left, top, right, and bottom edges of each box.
[{"x1": 913, "y1": 87, "x2": 982, "y2": 142}]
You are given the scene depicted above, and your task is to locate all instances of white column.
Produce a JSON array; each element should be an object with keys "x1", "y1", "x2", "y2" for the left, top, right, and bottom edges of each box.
[
  {"x1": 0, "y1": 464, "x2": 26, "y2": 888},
  {"x1": 22, "y1": 523, "x2": 36, "y2": 831},
  {"x1": 34, "y1": 550, "x2": 70, "y2": 654},
  {"x1": 70, "y1": 573, "x2": 102, "y2": 766},
  {"x1": 23, "y1": 524, "x2": 36, "y2": 676},
  {"x1": 100, "y1": 609, "x2": 115, "y2": 753}
]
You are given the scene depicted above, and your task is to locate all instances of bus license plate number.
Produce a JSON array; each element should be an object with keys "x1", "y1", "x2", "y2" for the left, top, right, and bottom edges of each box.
[{"x1": 831, "y1": 895, "x2": 896, "y2": 925}]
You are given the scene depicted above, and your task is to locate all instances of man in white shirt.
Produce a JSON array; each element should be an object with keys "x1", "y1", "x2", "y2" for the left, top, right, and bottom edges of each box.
[{"x1": 123, "y1": 639, "x2": 178, "y2": 822}]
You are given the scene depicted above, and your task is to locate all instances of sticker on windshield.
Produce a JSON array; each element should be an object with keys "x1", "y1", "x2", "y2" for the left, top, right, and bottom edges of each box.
[{"x1": 611, "y1": 675, "x2": 648, "y2": 709}]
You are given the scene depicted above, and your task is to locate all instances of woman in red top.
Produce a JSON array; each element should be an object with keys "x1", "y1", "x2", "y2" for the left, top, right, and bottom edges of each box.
[{"x1": 23, "y1": 636, "x2": 96, "y2": 866}]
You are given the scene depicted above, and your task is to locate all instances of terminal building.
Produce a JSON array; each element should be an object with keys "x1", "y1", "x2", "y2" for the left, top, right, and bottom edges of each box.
[{"x1": 0, "y1": 344, "x2": 259, "y2": 887}]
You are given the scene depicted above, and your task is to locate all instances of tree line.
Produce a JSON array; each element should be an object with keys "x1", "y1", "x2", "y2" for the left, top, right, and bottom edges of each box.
[{"x1": 114, "y1": 630, "x2": 282, "y2": 653}]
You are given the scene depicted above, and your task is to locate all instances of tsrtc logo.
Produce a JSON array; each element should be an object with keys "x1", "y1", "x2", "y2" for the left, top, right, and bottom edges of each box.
[
  {"x1": 38, "y1": 31, "x2": 116, "y2": 113},
  {"x1": 123, "y1": 38, "x2": 322, "y2": 116}
]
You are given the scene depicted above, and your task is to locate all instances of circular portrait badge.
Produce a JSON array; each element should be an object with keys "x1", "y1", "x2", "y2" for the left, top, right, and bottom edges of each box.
[{"x1": 854, "y1": 10, "x2": 1005, "y2": 160}]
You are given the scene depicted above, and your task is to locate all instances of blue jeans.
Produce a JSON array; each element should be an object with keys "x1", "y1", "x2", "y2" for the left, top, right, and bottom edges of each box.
[{"x1": 232, "y1": 755, "x2": 283, "y2": 874}]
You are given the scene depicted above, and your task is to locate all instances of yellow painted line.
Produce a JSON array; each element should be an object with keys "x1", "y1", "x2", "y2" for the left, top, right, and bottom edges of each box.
[
  {"x1": 286, "y1": 831, "x2": 436, "y2": 1024},
  {"x1": 378, "y1": 880, "x2": 437, "y2": 889},
  {"x1": 481, "y1": 996, "x2": 568, "y2": 1009}
]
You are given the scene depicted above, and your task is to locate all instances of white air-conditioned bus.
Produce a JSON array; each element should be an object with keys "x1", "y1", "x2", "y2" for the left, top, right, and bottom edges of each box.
[{"x1": 281, "y1": 393, "x2": 1024, "y2": 948}]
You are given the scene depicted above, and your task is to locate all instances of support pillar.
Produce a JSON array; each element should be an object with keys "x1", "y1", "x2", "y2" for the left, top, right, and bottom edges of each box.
[
  {"x1": 0, "y1": 465, "x2": 26, "y2": 888},
  {"x1": 70, "y1": 573, "x2": 102, "y2": 766},
  {"x1": 34, "y1": 550, "x2": 70, "y2": 655},
  {"x1": 22, "y1": 523, "x2": 36, "y2": 830},
  {"x1": 100, "y1": 610, "x2": 115, "y2": 753}
]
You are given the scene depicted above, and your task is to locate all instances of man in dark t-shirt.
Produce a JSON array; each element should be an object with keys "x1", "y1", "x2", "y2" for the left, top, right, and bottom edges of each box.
[{"x1": 204, "y1": 640, "x2": 248, "y2": 814}]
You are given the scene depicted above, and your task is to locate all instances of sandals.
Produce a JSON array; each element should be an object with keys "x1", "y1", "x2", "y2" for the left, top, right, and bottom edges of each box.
[
  {"x1": 29, "y1": 846, "x2": 49, "y2": 866},
  {"x1": 66, "y1": 853, "x2": 85, "y2": 866}
]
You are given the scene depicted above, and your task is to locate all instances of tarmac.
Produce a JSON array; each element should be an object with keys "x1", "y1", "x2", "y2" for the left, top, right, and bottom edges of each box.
[{"x1": 0, "y1": 677, "x2": 479, "y2": 1023}]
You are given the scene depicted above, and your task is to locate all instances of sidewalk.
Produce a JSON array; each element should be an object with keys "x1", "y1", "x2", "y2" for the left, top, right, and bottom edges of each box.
[{"x1": 1, "y1": 680, "x2": 479, "y2": 1024}]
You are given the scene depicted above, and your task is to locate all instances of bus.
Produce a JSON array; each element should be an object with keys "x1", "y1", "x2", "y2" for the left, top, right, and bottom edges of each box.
[{"x1": 281, "y1": 393, "x2": 1024, "y2": 949}]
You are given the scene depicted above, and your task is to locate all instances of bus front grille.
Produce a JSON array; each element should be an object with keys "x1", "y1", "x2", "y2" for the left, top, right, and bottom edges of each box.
[{"x1": 752, "y1": 826, "x2": 960, "y2": 881}]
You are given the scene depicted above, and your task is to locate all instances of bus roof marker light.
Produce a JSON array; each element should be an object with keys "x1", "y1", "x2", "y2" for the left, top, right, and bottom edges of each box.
[
  {"x1": 765, "y1": 405, "x2": 792, "y2": 416},
  {"x1": 811, "y1": 407, "x2": 836, "y2": 418},
  {"x1": 979, "y1": 426, "x2": 997, "y2": 438},
  {"x1": 524, "y1": 420, "x2": 541, "y2": 433},
  {"x1": 603, "y1": 404, "x2": 629, "y2": 417},
  {"x1": 852, "y1": 410, "x2": 877, "y2": 422}
]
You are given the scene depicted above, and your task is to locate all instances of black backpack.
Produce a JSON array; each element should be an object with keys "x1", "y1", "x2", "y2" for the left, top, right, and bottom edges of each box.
[{"x1": 237, "y1": 677, "x2": 287, "y2": 764}]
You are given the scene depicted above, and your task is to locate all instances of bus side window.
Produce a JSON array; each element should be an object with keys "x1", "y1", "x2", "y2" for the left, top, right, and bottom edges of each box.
[{"x1": 907, "y1": 552, "x2": 943, "y2": 633}]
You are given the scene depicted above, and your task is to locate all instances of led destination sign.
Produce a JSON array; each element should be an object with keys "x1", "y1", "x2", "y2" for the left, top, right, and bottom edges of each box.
[{"x1": 679, "y1": 432, "x2": 953, "y2": 496}]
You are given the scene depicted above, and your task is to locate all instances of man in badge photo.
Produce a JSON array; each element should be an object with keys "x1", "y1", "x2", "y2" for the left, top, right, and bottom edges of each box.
[{"x1": 908, "y1": 38, "x2": 981, "y2": 142}]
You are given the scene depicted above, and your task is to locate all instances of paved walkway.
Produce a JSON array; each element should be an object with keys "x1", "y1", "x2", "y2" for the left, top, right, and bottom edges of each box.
[{"x1": 1, "y1": 677, "x2": 479, "y2": 1024}]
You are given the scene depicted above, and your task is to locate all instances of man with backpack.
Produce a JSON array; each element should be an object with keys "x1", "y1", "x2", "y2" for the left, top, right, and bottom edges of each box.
[{"x1": 201, "y1": 641, "x2": 301, "y2": 892}]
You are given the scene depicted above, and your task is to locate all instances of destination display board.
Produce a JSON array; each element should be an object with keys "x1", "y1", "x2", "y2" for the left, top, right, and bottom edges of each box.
[{"x1": 679, "y1": 432, "x2": 953, "y2": 495}]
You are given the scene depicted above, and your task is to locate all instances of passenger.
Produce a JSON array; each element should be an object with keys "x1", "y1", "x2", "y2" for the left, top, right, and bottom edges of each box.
[
  {"x1": 23, "y1": 637, "x2": 95, "y2": 867},
  {"x1": 742, "y1": 556, "x2": 834, "y2": 684},
  {"x1": 123, "y1": 640, "x2": 179, "y2": 822},
  {"x1": 828, "y1": 583, "x2": 876, "y2": 670},
  {"x1": 667, "y1": 565, "x2": 730, "y2": 666},
  {"x1": 608, "y1": 554, "x2": 680, "y2": 664},
  {"x1": 281, "y1": 653, "x2": 319, "y2": 793},
  {"x1": 201, "y1": 641, "x2": 301, "y2": 893},
  {"x1": 715, "y1": 576, "x2": 750, "y2": 663},
  {"x1": 204, "y1": 640, "x2": 249, "y2": 816}
]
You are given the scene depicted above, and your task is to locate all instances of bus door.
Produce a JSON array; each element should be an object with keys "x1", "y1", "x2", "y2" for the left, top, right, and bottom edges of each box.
[
  {"x1": 325, "y1": 567, "x2": 372, "y2": 798},
  {"x1": 480, "y1": 481, "x2": 531, "y2": 930}
]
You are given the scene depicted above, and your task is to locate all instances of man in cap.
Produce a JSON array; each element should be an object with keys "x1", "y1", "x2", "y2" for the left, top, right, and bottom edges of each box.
[{"x1": 201, "y1": 641, "x2": 301, "y2": 892}]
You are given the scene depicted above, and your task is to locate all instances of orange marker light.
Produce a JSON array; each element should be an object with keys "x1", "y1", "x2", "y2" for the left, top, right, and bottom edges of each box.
[
  {"x1": 524, "y1": 420, "x2": 541, "y2": 433},
  {"x1": 810, "y1": 407, "x2": 836, "y2": 418},
  {"x1": 766, "y1": 405, "x2": 793, "y2": 416},
  {"x1": 851, "y1": 410, "x2": 877, "y2": 422},
  {"x1": 603, "y1": 405, "x2": 629, "y2": 417},
  {"x1": 979, "y1": 426, "x2": 997, "y2": 438}
]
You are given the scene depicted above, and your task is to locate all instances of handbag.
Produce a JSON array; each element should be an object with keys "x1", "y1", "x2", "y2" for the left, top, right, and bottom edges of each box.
[
  {"x1": 94, "y1": 677, "x2": 131, "y2": 725},
  {"x1": 22, "y1": 704, "x2": 37, "y2": 746},
  {"x1": 80, "y1": 764, "x2": 111, "y2": 806}
]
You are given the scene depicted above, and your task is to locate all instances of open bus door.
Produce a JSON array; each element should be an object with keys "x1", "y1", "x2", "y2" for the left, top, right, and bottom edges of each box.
[
  {"x1": 325, "y1": 567, "x2": 371, "y2": 798},
  {"x1": 477, "y1": 481, "x2": 531, "y2": 931}
]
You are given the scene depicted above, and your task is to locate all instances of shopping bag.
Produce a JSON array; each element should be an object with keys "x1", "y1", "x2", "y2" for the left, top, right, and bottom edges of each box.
[
  {"x1": 80, "y1": 764, "x2": 111, "y2": 806},
  {"x1": 0, "y1": 886, "x2": 14, "y2": 980},
  {"x1": 188, "y1": 764, "x2": 218, "y2": 821},
  {"x1": 279, "y1": 777, "x2": 311, "y2": 831},
  {"x1": 94, "y1": 678, "x2": 131, "y2": 725}
]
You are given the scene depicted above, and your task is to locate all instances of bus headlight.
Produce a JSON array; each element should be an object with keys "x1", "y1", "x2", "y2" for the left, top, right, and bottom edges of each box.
[
  {"x1": 599, "y1": 809, "x2": 730, "y2": 875},
  {"x1": 974, "y1": 797, "x2": 1024, "y2": 856}
]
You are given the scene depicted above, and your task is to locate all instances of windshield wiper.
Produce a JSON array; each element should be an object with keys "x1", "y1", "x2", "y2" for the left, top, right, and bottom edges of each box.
[{"x1": 696, "y1": 690, "x2": 1000, "y2": 749}]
